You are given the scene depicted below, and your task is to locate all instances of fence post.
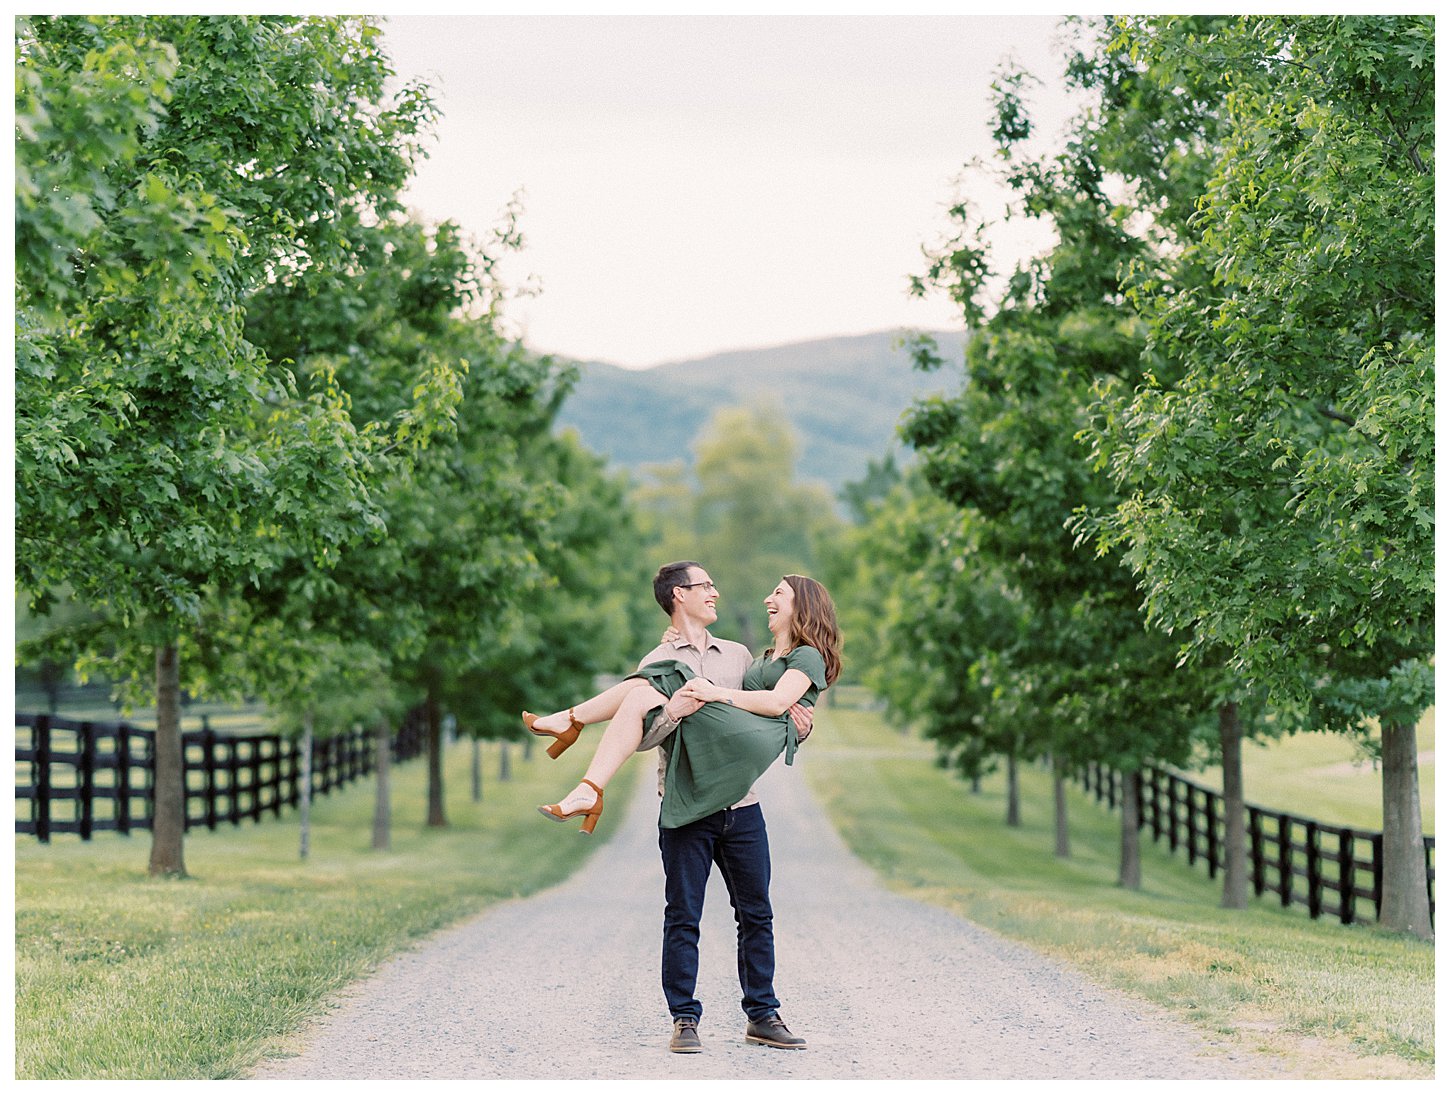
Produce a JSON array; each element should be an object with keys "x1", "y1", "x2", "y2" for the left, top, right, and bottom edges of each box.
[
  {"x1": 141, "y1": 727, "x2": 157, "y2": 829},
  {"x1": 34, "y1": 715, "x2": 52, "y2": 843},
  {"x1": 249, "y1": 739, "x2": 264, "y2": 823},
  {"x1": 1277, "y1": 814, "x2": 1293, "y2": 907},
  {"x1": 1249, "y1": 808, "x2": 1266, "y2": 896},
  {"x1": 1371, "y1": 833, "x2": 1385, "y2": 921},
  {"x1": 1205, "y1": 790, "x2": 1219, "y2": 879},
  {"x1": 1424, "y1": 839, "x2": 1435, "y2": 925},
  {"x1": 285, "y1": 737, "x2": 300, "y2": 809},
  {"x1": 1337, "y1": 828, "x2": 1356, "y2": 924},
  {"x1": 202, "y1": 717, "x2": 219, "y2": 832},
  {"x1": 1166, "y1": 778, "x2": 1180, "y2": 853},
  {"x1": 1186, "y1": 786, "x2": 1199, "y2": 867},
  {"x1": 78, "y1": 721, "x2": 96, "y2": 841},
  {"x1": 116, "y1": 723, "x2": 133, "y2": 835},
  {"x1": 1306, "y1": 821, "x2": 1322, "y2": 919},
  {"x1": 270, "y1": 738, "x2": 284, "y2": 817},
  {"x1": 228, "y1": 739, "x2": 242, "y2": 826},
  {"x1": 1147, "y1": 769, "x2": 1163, "y2": 842}
]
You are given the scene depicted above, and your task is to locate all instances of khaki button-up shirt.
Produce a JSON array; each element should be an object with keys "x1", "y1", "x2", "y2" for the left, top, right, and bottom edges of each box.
[{"x1": 636, "y1": 632, "x2": 757, "y2": 809}]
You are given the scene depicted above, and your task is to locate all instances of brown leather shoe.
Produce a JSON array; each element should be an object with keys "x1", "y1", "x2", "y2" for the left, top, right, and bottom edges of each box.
[
  {"x1": 744, "y1": 1012, "x2": 806, "y2": 1049},
  {"x1": 669, "y1": 1016, "x2": 702, "y2": 1053}
]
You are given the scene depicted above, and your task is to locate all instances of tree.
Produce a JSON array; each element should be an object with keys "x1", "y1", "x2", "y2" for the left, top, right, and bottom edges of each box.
[
  {"x1": 900, "y1": 58, "x2": 1212, "y2": 887},
  {"x1": 1079, "y1": 16, "x2": 1434, "y2": 934},
  {"x1": 15, "y1": 16, "x2": 446, "y2": 875},
  {"x1": 638, "y1": 404, "x2": 843, "y2": 650},
  {"x1": 449, "y1": 430, "x2": 655, "y2": 751}
]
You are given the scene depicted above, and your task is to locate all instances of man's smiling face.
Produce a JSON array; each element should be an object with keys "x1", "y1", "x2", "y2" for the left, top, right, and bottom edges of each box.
[{"x1": 678, "y1": 566, "x2": 719, "y2": 627}]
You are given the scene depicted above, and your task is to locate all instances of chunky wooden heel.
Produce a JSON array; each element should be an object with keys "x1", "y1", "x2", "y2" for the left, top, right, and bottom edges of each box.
[
  {"x1": 522, "y1": 707, "x2": 585, "y2": 759},
  {"x1": 537, "y1": 777, "x2": 604, "y2": 834}
]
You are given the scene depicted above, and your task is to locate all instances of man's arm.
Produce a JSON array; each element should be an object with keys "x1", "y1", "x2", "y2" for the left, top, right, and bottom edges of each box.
[{"x1": 638, "y1": 691, "x2": 705, "y2": 750}]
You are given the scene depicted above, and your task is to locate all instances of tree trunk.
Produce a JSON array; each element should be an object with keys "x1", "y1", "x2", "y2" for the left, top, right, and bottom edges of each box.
[
  {"x1": 426, "y1": 688, "x2": 447, "y2": 828},
  {"x1": 499, "y1": 741, "x2": 512, "y2": 783},
  {"x1": 147, "y1": 642, "x2": 187, "y2": 877},
  {"x1": 1005, "y1": 752, "x2": 1021, "y2": 827},
  {"x1": 371, "y1": 718, "x2": 391, "y2": 851},
  {"x1": 1218, "y1": 701, "x2": 1247, "y2": 909},
  {"x1": 298, "y1": 711, "x2": 314, "y2": 861},
  {"x1": 1378, "y1": 719, "x2": 1432, "y2": 939},
  {"x1": 471, "y1": 737, "x2": 483, "y2": 803},
  {"x1": 1118, "y1": 768, "x2": 1141, "y2": 890},
  {"x1": 1051, "y1": 754, "x2": 1070, "y2": 858}
]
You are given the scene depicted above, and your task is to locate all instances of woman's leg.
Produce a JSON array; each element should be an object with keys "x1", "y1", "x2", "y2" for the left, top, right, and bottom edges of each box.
[
  {"x1": 545, "y1": 685, "x2": 668, "y2": 818},
  {"x1": 582, "y1": 685, "x2": 668, "y2": 789},
  {"x1": 528, "y1": 677, "x2": 654, "y2": 734}
]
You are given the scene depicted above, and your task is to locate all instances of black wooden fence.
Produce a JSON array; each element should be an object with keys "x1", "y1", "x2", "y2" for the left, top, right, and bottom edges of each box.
[
  {"x1": 14, "y1": 711, "x2": 426, "y2": 842},
  {"x1": 1080, "y1": 763, "x2": 1435, "y2": 926}
]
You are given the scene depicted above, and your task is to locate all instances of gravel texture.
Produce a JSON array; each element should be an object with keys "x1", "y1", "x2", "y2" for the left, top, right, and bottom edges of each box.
[{"x1": 249, "y1": 755, "x2": 1273, "y2": 1081}]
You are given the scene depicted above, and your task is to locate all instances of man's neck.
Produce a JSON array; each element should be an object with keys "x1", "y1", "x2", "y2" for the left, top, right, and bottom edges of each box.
[{"x1": 672, "y1": 615, "x2": 711, "y2": 652}]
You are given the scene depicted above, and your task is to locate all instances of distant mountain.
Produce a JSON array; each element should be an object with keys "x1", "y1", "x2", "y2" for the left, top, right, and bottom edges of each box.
[{"x1": 552, "y1": 329, "x2": 966, "y2": 496}]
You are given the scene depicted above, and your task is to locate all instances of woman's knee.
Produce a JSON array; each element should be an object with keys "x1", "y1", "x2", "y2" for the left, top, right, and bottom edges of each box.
[{"x1": 623, "y1": 686, "x2": 668, "y2": 714}]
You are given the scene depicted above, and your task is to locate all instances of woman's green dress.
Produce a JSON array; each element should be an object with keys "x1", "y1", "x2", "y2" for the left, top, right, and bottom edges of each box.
[{"x1": 630, "y1": 645, "x2": 828, "y2": 829}]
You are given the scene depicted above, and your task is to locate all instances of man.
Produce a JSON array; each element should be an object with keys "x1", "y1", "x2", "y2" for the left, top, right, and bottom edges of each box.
[{"x1": 635, "y1": 561, "x2": 810, "y2": 1054}]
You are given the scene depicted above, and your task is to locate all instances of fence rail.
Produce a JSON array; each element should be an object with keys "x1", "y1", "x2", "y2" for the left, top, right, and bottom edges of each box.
[
  {"x1": 15, "y1": 712, "x2": 426, "y2": 842},
  {"x1": 1079, "y1": 763, "x2": 1435, "y2": 926}
]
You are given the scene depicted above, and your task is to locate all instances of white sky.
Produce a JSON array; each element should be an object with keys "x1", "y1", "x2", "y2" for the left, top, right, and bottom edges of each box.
[{"x1": 380, "y1": 14, "x2": 1081, "y2": 369}]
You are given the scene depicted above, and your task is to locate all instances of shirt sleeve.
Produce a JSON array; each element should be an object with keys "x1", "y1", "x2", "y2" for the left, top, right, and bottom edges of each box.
[
  {"x1": 786, "y1": 645, "x2": 828, "y2": 691},
  {"x1": 637, "y1": 707, "x2": 678, "y2": 751}
]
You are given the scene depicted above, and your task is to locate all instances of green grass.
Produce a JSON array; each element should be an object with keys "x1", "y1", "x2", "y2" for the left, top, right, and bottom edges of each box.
[
  {"x1": 13, "y1": 737, "x2": 621, "y2": 1080},
  {"x1": 803, "y1": 698, "x2": 1435, "y2": 1079}
]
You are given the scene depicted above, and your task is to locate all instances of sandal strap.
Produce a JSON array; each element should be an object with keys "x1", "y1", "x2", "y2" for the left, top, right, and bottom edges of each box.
[{"x1": 581, "y1": 777, "x2": 604, "y2": 796}]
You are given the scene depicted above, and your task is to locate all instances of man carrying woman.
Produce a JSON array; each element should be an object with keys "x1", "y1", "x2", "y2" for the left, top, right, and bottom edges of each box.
[{"x1": 522, "y1": 561, "x2": 841, "y2": 1054}]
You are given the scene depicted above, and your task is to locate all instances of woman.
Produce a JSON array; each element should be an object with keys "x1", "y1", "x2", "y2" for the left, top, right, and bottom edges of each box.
[{"x1": 525, "y1": 574, "x2": 842, "y2": 833}]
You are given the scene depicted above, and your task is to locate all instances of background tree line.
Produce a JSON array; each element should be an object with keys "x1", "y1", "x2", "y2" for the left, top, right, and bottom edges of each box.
[
  {"x1": 826, "y1": 15, "x2": 1433, "y2": 939},
  {"x1": 15, "y1": 15, "x2": 654, "y2": 874}
]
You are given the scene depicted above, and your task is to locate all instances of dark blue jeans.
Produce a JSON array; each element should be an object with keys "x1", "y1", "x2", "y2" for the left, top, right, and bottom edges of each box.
[{"x1": 658, "y1": 803, "x2": 780, "y2": 1023}]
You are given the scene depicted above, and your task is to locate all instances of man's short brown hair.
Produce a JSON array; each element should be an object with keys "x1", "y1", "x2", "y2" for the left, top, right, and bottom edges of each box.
[{"x1": 653, "y1": 561, "x2": 702, "y2": 615}]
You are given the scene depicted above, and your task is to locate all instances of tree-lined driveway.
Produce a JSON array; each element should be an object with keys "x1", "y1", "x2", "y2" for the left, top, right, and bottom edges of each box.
[{"x1": 251, "y1": 759, "x2": 1272, "y2": 1080}]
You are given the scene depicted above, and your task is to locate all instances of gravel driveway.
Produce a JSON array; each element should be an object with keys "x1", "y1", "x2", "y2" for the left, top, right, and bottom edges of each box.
[{"x1": 250, "y1": 755, "x2": 1271, "y2": 1080}]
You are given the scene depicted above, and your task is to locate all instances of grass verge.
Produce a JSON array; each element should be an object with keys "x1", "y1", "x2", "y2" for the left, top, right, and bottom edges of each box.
[
  {"x1": 802, "y1": 699, "x2": 1435, "y2": 1080},
  {"x1": 13, "y1": 737, "x2": 617, "y2": 1079}
]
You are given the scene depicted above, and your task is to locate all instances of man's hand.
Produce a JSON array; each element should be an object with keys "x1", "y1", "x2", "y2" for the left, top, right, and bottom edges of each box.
[{"x1": 788, "y1": 702, "x2": 813, "y2": 743}]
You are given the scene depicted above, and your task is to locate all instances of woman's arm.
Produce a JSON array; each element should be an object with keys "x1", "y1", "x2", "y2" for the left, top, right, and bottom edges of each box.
[{"x1": 680, "y1": 669, "x2": 812, "y2": 718}]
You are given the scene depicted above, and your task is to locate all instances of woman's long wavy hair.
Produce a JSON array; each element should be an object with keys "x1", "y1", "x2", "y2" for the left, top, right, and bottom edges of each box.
[{"x1": 781, "y1": 574, "x2": 842, "y2": 686}]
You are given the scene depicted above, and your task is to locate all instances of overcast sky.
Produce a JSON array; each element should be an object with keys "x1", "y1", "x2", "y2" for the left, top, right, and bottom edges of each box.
[{"x1": 380, "y1": 14, "x2": 1081, "y2": 369}]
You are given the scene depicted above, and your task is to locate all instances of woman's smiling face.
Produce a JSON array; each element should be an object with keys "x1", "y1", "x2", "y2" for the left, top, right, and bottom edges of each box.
[{"x1": 764, "y1": 579, "x2": 795, "y2": 637}]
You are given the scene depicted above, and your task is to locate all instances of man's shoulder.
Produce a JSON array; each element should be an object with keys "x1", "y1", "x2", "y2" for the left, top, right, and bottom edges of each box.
[{"x1": 637, "y1": 642, "x2": 676, "y2": 669}]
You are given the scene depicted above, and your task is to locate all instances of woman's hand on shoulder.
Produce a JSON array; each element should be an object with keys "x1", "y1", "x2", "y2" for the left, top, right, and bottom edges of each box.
[{"x1": 661, "y1": 625, "x2": 681, "y2": 644}]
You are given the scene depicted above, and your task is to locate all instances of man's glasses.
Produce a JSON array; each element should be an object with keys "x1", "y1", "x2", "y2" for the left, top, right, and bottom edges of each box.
[{"x1": 680, "y1": 581, "x2": 717, "y2": 592}]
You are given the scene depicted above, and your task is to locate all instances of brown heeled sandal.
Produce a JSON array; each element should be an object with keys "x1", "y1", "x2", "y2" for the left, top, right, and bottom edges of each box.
[
  {"x1": 537, "y1": 778, "x2": 605, "y2": 835},
  {"x1": 522, "y1": 707, "x2": 585, "y2": 759}
]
